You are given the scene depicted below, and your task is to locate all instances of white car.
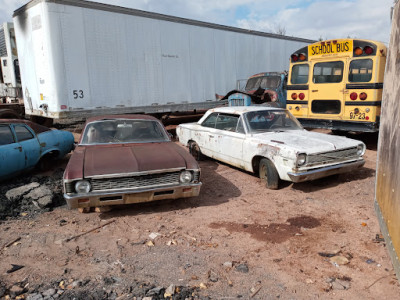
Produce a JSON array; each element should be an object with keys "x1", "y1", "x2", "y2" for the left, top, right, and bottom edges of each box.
[{"x1": 177, "y1": 106, "x2": 366, "y2": 189}]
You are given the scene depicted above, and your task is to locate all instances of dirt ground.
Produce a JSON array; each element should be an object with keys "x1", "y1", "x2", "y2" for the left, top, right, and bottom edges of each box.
[{"x1": 0, "y1": 129, "x2": 399, "y2": 299}]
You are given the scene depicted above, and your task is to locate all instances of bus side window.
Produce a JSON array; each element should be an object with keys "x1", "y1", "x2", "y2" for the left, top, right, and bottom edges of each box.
[{"x1": 349, "y1": 59, "x2": 373, "y2": 82}]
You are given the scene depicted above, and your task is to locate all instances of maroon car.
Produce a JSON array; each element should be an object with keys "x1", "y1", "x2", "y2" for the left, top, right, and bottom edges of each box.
[{"x1": 63, "y1": 115, "x2": 201, "y2": 210}]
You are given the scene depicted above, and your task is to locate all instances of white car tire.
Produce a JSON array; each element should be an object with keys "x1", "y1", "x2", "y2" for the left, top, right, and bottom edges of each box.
[{"x1": 259, "y1": 158, "x2": 279, "y2": 190}]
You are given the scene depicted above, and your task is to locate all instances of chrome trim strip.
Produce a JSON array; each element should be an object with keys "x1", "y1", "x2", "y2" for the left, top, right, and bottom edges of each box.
[
  {"x1": 79, "y1": 140, "x2": 170, "y2": 146},
  {"x1": 64, "y1": 182, "x2": 202, "y2": 200},
  {"x1": 309, "y1": 146, "x2": 357, "y2": 156},
  {"x1": 85, "y1": 168, "x2": 186, "y2": 179},
  {"x1": 63, "y1": 178, "x2": 83, "y2": 183}
]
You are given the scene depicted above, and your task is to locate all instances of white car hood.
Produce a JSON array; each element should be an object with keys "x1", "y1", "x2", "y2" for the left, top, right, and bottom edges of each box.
[{"x1": 252, "y1": 130, "x2": 361, "y2": 154}]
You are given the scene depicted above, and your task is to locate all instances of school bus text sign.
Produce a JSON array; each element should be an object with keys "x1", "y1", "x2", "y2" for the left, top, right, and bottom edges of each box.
[{"x1": 309, "y1": 40, "x2": 353, "y2": 57}]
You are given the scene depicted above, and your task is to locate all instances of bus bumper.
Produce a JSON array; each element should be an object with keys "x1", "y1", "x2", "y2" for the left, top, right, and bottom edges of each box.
[{"x1": 297, "y1": 118, "x2": 379, "y2": 132}]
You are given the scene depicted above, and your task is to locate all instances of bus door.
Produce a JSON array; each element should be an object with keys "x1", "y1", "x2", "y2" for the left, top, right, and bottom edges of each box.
[{"x1": 308, "y1": 59, "x2": 347, "y2": 119}]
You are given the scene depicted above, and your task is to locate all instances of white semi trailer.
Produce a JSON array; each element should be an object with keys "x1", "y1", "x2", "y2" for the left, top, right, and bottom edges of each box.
[
  {"x1": 0, "y1": 22, "x2": 24, "y2": 118},
  {"x1": 13, "y1": 0, "x2": 313, "y2": 122}
]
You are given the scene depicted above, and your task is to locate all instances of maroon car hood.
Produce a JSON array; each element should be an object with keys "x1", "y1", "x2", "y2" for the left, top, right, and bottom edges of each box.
[{"x1": 83, "y1": 142, "x2": 187, "y2": 177}]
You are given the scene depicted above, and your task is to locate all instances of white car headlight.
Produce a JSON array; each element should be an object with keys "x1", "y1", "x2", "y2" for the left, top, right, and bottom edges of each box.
[
  {"x1": 179, "y1": 170, "x2": 193, "y2": 183},
  {"x1": 357, "y1": 144, "x2": 365, "y2": 156},
  {"x1": 75, "y1": 180, "x2": 91, "y2": 194},
  {"x1": 297, "y1": 153, "x2": 307, "y2": 167}
]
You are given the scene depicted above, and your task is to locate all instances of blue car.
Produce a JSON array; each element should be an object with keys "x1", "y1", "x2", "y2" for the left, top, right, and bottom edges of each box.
[
  {"x1": 0, "y1": 119, "x2": 75, "y2": 180},
  {"x1": 226, "y1": 72, "x2": 287, "y2": 108}
]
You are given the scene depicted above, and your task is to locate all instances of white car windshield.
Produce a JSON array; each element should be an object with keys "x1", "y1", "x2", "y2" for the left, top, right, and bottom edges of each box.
[
  {"x1": 81, "y1": 119, "x2": 169, "y2": 144},
  {"x1": 244, "y1": 110, "x2": 303, "y2": 133}
]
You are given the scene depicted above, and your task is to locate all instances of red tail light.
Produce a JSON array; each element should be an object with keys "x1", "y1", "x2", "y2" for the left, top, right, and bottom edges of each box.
[
  {"x1": 366, "y1": 116, "x2": 369, "y2": 120},
  {"x1": 364, "y1": 46, "x2": 373, "y2": 55},
  {"x1": 359, "y1": 92, "x2": 367, "y2": 100},
  {"x1": 291, "y1": 93, "x2": 298, "y2": 100},
  {"x1": 350, "y1": 92, "x2": 358, "y2": 100},
  {"x1": 299, "y1": 93, "x2": 305, "y2": 100},
  {"x1": 291, "y1": 54, "x2": 299, "y2": 62},
  {"x1": 354, "y1": 47, "x2": 363, "y2": 56}
]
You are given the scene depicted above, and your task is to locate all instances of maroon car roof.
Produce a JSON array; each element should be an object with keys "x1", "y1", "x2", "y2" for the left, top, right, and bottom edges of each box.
[{"x1": 85, "y1": 114, "x2": 159, "y2": 123}]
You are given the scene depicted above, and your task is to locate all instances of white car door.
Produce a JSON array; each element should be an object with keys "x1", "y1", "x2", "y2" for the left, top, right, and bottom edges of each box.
[
  {"x1": 195, "y1": 112, "x2": 220, "y2": 158},
  {"x1": 212, "y1": 114, "x2": 245, "y2": 168}
]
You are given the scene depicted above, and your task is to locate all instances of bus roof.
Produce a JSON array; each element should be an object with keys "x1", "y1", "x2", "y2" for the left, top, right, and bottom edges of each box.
[{"x1": 289, "y1": 38, "x2": 387, "y2": 63}]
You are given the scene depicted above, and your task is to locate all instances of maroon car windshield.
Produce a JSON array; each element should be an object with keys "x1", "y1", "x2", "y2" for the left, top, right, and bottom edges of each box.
[{"x1": 81, "y1": 119, "x2": 169, "y2": 145}]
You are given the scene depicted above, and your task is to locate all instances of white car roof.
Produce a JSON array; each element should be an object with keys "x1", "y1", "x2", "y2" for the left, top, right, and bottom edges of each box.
[{"x1": 206, "y1": 106, "x2": 285, "y2": 115}]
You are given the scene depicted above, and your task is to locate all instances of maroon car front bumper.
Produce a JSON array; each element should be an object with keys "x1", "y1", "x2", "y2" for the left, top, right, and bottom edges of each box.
[{"x1": 64, "y1": 183, "x2": 201, "y2": 209}]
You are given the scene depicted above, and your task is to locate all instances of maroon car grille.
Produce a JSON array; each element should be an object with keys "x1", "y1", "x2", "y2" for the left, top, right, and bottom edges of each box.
[{"x1": 90, "y1": 171, "x2": 181, "y2": 192}]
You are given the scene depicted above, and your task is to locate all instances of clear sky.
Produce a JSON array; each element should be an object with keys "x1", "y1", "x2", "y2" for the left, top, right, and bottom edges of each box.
[{"x1": 1, "y1": 0, "x2": 394, "y2": 45}]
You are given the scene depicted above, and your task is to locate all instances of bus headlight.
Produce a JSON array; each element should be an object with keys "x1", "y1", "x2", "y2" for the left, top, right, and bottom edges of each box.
[
  {"x1": 180, "y1": 170, "x2": 193, "y2": 183},
  {"x1": 296, "y1": 153, "x2": 307, "y2": 166},
  {"x1": 75, "y1": 180, "x2": 91, "y2": 194},
  {"x1": 357, "y1": 144, "x2": 365, "y2": 156}
]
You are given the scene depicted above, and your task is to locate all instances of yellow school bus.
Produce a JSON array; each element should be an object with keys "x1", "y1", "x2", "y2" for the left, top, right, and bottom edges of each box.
[{"x1": 286, "y1": 39, "x2": 387, "y2": 132}]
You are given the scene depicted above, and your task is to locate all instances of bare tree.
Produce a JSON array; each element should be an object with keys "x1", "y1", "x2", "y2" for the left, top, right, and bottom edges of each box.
[{"x1": 274, "y1": 24, "x2": 286, "y2": 35}]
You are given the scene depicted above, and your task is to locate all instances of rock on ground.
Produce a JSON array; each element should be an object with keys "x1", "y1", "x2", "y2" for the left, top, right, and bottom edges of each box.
[{"x1": 5, "y1": 182, "x2": 40, "y2": 201}]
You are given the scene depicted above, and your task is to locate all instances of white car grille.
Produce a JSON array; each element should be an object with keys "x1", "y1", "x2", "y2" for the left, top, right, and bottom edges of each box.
[{"x1": 307, "y1": 147, "x2": 359, "y2": 166}]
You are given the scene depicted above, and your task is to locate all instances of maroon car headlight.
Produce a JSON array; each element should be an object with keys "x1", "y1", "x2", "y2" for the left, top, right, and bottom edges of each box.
[
  {"x1": 179, "y1": 170, "x2": 193, "y2": 183},
  {"x1": 75, "y1": 180, "x2": 92, "y2": 194}
]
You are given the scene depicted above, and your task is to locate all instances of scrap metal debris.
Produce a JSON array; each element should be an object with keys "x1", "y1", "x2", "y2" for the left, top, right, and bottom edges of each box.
[
  {"x1": 1, "y1": 237, "x2": 21, "y2": 252},
  {"x1": 6, "y1": 264, "x2": 24, "y2": 274},
  {"x1": 64, "y1": 220, "x2": 116, "y2": 242}
]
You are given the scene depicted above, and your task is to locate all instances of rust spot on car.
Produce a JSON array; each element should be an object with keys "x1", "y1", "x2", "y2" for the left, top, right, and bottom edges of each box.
[
  {"x1": 209, "y1": 216, "x2": 320, "y2": 244},
  {"x1": 257, "y1": 143, "x2": 280, "y2": 159},
  {"x1": 40, "y1": 143, "x2": 46, "y2": 147}
]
